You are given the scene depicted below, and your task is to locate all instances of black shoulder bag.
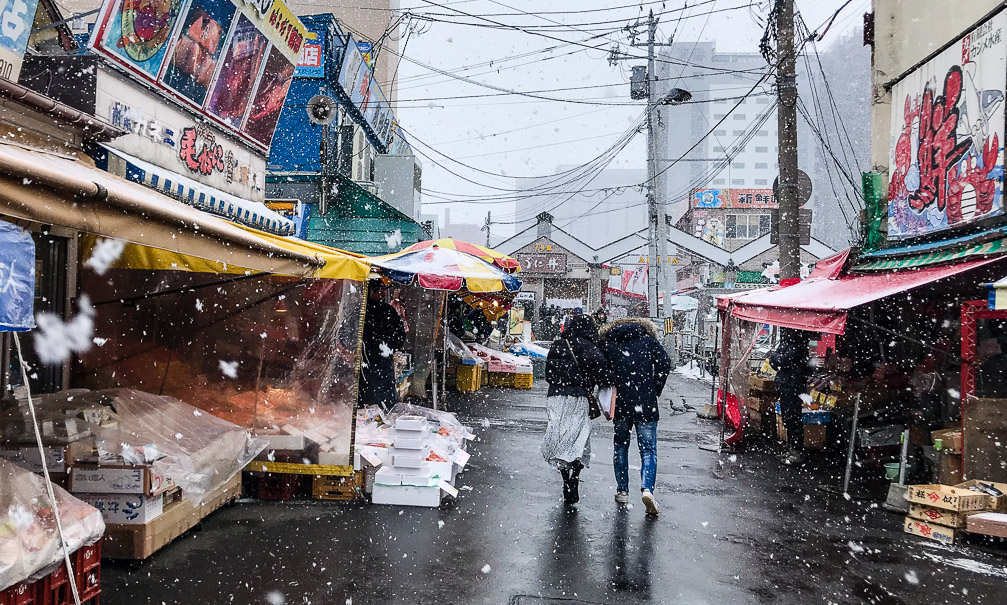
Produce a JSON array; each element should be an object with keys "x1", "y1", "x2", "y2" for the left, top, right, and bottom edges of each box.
[{"x1": 565, "y1": 339, "x2": 602, "y2": 420}]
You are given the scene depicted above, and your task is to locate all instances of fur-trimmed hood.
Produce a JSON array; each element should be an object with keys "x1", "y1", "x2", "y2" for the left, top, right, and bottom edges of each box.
[{"x1": 599, "y1": 317, "x2": 660, "y2": 343}]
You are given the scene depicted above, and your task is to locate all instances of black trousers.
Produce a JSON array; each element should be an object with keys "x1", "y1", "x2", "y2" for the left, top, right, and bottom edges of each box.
[{"x1": 779, "y1": 389, "x2": 804, "y2": 451}]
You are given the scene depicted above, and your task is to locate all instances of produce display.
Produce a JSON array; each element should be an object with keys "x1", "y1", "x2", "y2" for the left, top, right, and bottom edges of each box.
[{"x1": 0, "y1": 459, "x2": 105, "y2": 589}]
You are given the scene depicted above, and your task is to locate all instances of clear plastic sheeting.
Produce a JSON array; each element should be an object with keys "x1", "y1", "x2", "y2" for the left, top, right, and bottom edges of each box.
[
  {"x1": 77, "y1": 269, "x2": 363, "y2": 465},
  {"x1": 45, "y1": 389, "x2": 265, "y2": 504},
  {"x1": 0, "y1": 459, "x2": 105, "y2": 589},
  {"x1": 386, "y1": 403, "x2": 474, "y2": 454}
]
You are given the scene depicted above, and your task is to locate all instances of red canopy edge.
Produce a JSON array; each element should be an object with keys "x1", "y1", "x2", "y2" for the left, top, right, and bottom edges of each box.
[{"x1": 719, "y1": 256, "x2": 1002, "y2": 336}]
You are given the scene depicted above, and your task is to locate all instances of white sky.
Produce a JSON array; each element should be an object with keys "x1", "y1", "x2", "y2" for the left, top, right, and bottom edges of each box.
[{"x1": 394, "y1": 0, "x2": 870, "y2": 236}]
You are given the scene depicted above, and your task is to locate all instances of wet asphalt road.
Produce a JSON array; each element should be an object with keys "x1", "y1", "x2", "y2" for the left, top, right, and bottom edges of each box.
[{"x1": 101, "y1": 372, "x2": 1007, "y2": 605}]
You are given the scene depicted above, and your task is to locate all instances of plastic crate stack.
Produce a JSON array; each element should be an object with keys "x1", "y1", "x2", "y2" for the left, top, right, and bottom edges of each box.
[{"x1": 0, "y1": 538, "x2": 103, "y2": 605}]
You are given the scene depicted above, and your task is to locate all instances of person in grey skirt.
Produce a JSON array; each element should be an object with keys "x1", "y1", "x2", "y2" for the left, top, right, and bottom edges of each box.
[{"x1": 542, "y1": 314, "x2": 611, "y2": 504}]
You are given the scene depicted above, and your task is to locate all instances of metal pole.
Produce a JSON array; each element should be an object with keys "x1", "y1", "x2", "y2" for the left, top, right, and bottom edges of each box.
[
  {"x1": 842, "y1": 393, "x2": 862, "y2": 495},
  {"x1": 484, "y1": 211, "x2": 491, "y2": 247},
  {"x1": 646, "y1": 10, "x2": 660, "y2": 319},
  {"x1": 775, "y1": 0, "x2": 801, "y2": 281}
]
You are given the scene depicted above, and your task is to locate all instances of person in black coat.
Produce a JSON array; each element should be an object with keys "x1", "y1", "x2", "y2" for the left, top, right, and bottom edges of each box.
[
  {"x1": 600, "y1": 318, "x2": 671, "y2": 516},
  {"x1": 543, "y1": 314, "x2": 611, "y2": 504},
  {"x1": 359, "y1": 284, "x2": 407, "y2": 411},
  {"x1": 769, "y1": 328, "x2": 813, "y2": 465}
]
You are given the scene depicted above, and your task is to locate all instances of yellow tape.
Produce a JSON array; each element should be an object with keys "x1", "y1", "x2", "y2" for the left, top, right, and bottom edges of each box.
[{"x1": 243, "y1": 461, "x2": 354, "y2": 476}]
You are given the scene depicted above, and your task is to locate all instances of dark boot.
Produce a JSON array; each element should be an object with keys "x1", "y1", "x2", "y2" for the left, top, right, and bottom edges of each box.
[
  {"x1": 560, "y1": 469, "x2": 574, "y2": 503},
  {"x1": 569, "y1": 461, "x2": 583, "y2": 503}
]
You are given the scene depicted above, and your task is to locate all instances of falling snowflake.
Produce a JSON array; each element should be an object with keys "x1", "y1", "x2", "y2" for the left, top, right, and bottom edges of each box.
[
  {"x1": 219, "y1": 360, "x2": 239, "y2": 378},
  {"x1": 265, "y1": 591, "x2": 285, "y2": 605},
  {"x1": 379, "y1": 342, "x2": 393, "y2": 357},
  {"x1": 384, "y1": 229, "x2": 403, "y2": 249},
  {"x1": 84, "y1": 238, "x2": 125, "y2": 275},
  {"x1": 33, "y1": 296, "x2": 95, "y2": 364},
  {"x1": 195, "y1": 298, "x2": 204, "y2": 312},
  {"x1": 905, "y1": 570, "x2": 919, "y2": 585},
  {"x1": 481, "y1": 564, "x2": 491, "y2": 574}
]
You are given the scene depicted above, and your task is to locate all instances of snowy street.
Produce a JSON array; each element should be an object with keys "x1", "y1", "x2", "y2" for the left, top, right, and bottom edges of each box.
[{"x1": 100, "y1": 372, "x2": 1007, "y2": 605}]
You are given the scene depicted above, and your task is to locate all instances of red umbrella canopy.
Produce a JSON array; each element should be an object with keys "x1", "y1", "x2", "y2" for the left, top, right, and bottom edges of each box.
[{"x1": 402, "y1": 238, "x2": 521, "y2": 273}]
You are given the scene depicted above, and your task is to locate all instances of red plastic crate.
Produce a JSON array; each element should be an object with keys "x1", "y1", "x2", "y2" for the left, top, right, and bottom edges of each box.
[
  {"x1": 0, "y1": 582, "x2": 38, "y2": 605},
  {"x1": 74, "y1": 540, "x2": 101, "y2": 604},
  {"x1": 37, "y1": 561, "x2": 70, "y2": 605}
]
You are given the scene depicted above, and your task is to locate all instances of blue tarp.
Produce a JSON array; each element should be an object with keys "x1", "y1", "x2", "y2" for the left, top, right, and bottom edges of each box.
[{"x1": 0, "y1": 221, "x2": 34, "y2": 331}]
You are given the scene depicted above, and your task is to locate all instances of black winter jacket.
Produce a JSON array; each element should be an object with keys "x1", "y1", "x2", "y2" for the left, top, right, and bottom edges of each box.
[
  {"x1": 546, "y1": 315, "x2": 611, "y2": 398},
  {"x1": 359, "y1": 298, "x2": 407, "y2": 407},
  {"x1": 600, "y1": 319, "x2": 672, "y2": 423},
  {"x1": 768, "y1": 328, "x2": 812, "y2": 394}
]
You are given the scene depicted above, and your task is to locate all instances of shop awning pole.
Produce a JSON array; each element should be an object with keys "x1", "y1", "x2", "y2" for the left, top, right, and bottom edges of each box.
[{"x1": 842, "y1": 393, "x2": 862, "y2": 495}]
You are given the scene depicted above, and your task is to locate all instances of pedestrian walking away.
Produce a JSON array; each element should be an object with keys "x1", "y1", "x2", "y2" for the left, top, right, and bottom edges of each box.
[
  {"x1": 542, "y1": 314, "x2": 611, "y2": 505},
  {"x1": 769, "y1": 328, "x2": 813, "y2": 465},
  {"x1": 600, "y1": 318, "x2": 672, "y2": 516}
]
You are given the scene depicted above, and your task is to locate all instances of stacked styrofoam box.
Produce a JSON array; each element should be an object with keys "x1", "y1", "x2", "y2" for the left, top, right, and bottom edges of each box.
[{"x1": 371, "y1": 416, "x2": 442, "y2": 507}]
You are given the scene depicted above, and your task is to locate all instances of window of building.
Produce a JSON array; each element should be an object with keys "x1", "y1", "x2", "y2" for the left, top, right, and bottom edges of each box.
[
  {"x1": 754, "y1": 179, "x2": 768, "y2": 186},
  {"x1": 733, "y1": 114, "x2": 746, "y2": 120},
  {"x1": 714, "y1": 130, "x2": 726, "y2": 136},
  {"x1": 726, "y1": 214, "x2": 771, "y2": 240},
  {"x1": 733, "y1": 162, "x2": 745, "y2": 169},
  {"x1": 731, "y1": 179, "x2": 745, "y2": 186},
  {"x1": 757, "y1": 130, "x2": 769, "y2": 136},
  {"x1": 713, "y1": 146, "x2": 725, "y2": 152},
  {"x1": 755, "y1": 162, "x2": 768, "y2": 169},
  {"x1": 714, "y1": 114, "x2": 726, "y2": 120},
  {"x1": 755, "y1": 146, "x2": 768, "y2": 153},
  {"x1": 732, "y1": 129, "x2": 745, "y2": 136},
  {"x1": 756, "y1": 97, "x2": 771, "y2": 104},
  {"x1": 713, "y1": 179, "x2": 726, "y2": 185}
]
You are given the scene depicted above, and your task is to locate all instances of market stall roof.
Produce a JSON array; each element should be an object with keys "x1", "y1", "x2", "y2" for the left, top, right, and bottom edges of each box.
[
  {"x1": 720, "y1": 256, "x2": 1002, "y2": 335},
  {"x1": 0, "y1": 143, "x2": 369, "y2": 281},
  {"x1": 403, "y1": 238, "x2": 521, "y2": 273},
  {"x1": 369, "y1": 247, "x2": 522, "y2": 293}
]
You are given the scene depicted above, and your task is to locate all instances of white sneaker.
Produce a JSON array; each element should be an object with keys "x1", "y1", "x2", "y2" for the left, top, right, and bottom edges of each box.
[
  {"x1": 641, "y1": 489, "x2": 659, "y2": 516},
  {"x1": 615, "y1": 491, "x2": 629, "y2": 504}
]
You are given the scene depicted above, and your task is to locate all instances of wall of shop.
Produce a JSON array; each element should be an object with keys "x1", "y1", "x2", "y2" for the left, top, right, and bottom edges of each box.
[{"x1": 870, "y1": 0, "x2": 1000, "y2": 173}]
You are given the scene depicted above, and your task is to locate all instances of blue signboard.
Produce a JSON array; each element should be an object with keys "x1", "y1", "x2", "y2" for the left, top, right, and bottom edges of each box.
[
  {"x1": 0, "y1": 220, "x2": 34, "y2": 331},
  {"x1": 295, "y1": 28, "x2": 326, "y2": 78},
  {"x1": 0, "y1": 0, "x2": 41, "y2": 80},
  {"x1": 693, "y1": 188, "x2": 726, "y2": 208}
]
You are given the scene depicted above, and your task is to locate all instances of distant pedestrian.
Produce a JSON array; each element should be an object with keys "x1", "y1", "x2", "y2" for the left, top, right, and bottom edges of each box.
[
  {"x1": 359, "y1": 284, "x2": 407, "y2": 411},
  {"x1": 769, "y1": 328, "x2": 813, "y2": 465},
  {"x1": 592, "y1": 308, "x2": 608, "y2": 328},
  {"x1": 600, "y1": 318, "x2": 672, "y2": 516},
  {"x1": 543, "y1": 314, "x2": 611, "y2": 504}
]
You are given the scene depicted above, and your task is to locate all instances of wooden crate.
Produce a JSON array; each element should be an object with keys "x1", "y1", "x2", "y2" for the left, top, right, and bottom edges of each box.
[
  {"x1": 101, "y1": 472, "x2": 242, "y2": 560},
  {"x1": 311, "y1": 471, "x2": 364, "y2": 501}
]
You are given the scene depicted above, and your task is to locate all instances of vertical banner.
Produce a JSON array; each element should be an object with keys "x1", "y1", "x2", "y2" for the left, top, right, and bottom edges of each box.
[
  {"x1": 0, "y1": 0, "x2": 40, "y2": 81},
  {"x1": 0, "y1": 221, "x2": 34, "y2": 331},
  {"x1": 888, "y1": 12, "x2": 1007, "y2": 239}
]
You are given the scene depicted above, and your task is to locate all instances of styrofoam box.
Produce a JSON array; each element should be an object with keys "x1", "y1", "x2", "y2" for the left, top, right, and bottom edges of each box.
[
  {"x1": 393, "y1": 434, "x2": 430, "y2": 450},
  {"x1": 77, "y1": 492, "x2": 164, "y2": 525},
  {"x1": 375, "y1": 465, "x2": 403, "y2": 486},
  {"x1": 390, "y1": 446, "x2": 430, "y2": 468},
  {"x1": 394, "y1": 416, "x2": 429, "y2": 431},
  {"x1": 371, "y1": 483, "x2": 442, "y2": 507},
  {"x1": 400, "y1": 466, "x2": 437, "y2": 487}
]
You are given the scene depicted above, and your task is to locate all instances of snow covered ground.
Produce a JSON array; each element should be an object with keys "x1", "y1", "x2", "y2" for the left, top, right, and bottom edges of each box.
[{"x1": 674, "y1": 360, "x2": 714, "y2": 383}]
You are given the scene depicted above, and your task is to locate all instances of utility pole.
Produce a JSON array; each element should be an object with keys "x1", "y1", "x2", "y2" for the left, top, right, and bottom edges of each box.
[
  {"x1": 482, "y1": 211, "x2": 491, "y2": 247},
  {"x1": 775, "y1": 0, "x2": 800, "y2": 281},
  {"x1": 645, "y1": 10, "x2": 663, "y2": 319}
]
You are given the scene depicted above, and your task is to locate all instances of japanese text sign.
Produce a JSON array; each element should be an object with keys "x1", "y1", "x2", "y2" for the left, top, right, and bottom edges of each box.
[
  {"x1": 0, "y1": 0, "x2": 39, "y2": 81},
  {"x1": 888, "y1": 12, "x2": 1007, "y2": 239}
]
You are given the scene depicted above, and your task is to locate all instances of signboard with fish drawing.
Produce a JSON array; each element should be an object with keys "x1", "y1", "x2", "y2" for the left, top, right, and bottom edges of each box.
[{"x1": 888, "y1": 11, "x2": 1007, "y2": 239}]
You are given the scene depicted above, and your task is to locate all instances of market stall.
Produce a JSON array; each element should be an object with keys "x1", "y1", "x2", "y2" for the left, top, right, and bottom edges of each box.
[
  {"x1": 368, "y1": 241, "x2": 522, "y2": 401},
  {"x1": 716, "y1": 249, "x2": 1007, "y2": 542}
]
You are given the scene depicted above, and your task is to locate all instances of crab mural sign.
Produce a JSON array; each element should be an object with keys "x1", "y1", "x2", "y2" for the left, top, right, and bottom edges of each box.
[{"x1": 888, "y1": 12, "x2": 1007, "y2": 239}]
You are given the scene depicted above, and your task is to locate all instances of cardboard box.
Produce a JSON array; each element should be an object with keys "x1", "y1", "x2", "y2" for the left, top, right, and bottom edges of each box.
[
  {"x1": 908, "y1": 503, "x2": 972, "y2": 529},
  {"x1": 70, "y1": 465, "x2": 175, "y2": 496},
  {"x1": 931, "y1": 428, "x2": 963, "y2": 453},
  {"x1": 954, "y1": 480, "x2": 1007, "y2": 511},
  {"x1": 749, "y1": 374, "x2": 776, "y2": 392},
  {"x1": 936, "y1": 451, "x2": 963, "y2": 486},
  {"x1": 78, "y1": 492, "x2": 164, "y2": 525},
  {"x1": 774, "y1": 414, "x2": 826, "y2": 450},
  {"x1": 904, "y1": 517, "x2": 958, "y2": 545},
  {"x1": 101, "y1": 473, "x2": 241, "y2": 559},
  {"x1": 906, "y1": 484, "x2": 990, "y2": 512},
  {"x1": 964, "y1": 396, "x2": 1007, "y2": 483},
  {"x1": 966, "y1": 512, "x2": 1007, "y2": 539},
  {"x1": 0, "y1": 442, "x2": 92, "y2": 474}
]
